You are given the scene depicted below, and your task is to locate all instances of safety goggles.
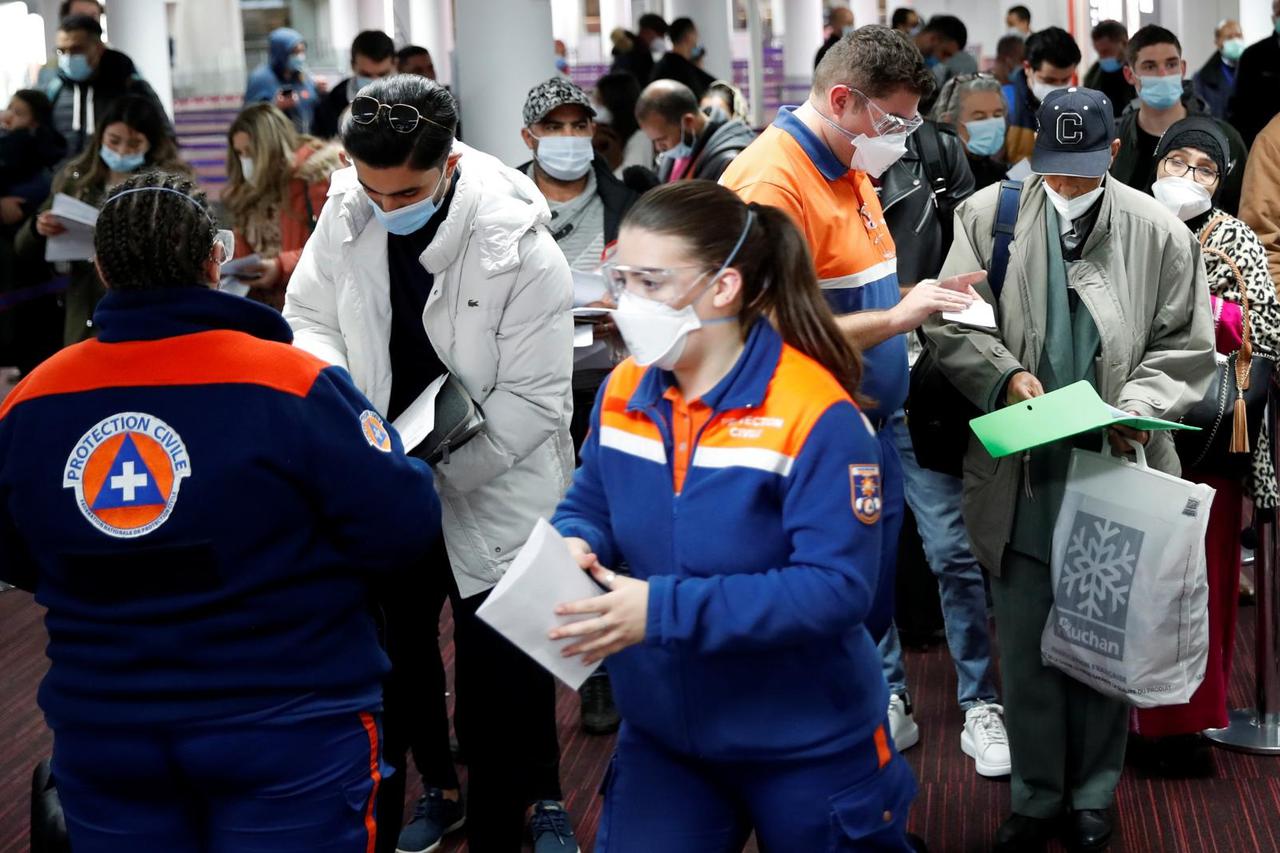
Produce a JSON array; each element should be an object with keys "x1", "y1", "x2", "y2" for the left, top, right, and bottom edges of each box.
[
  {"x1": 349, "y1": 96, "x2": 453, "y2": 134},
  {"x1": 599, "y1": 263, "x2": 712, "y2": 306},
  {"x1": 840, "y1": 86, "x2": 924, "y2": 136}
]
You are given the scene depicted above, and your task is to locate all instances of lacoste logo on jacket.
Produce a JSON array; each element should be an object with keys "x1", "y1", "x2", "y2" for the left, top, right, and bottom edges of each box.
[{"x1": 468, "y1": 299, "x2": 479, "y2": 307}]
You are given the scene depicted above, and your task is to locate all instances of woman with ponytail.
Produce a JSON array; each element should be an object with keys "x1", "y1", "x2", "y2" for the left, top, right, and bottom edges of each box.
[{"x1": 549, "y1": 181, "x2": 920, "y2": 852}]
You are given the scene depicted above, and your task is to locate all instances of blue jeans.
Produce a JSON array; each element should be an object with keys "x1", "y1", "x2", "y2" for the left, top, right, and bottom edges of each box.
[{"x1": 880, "y1": 412, "x2": 998, "y2": 711}]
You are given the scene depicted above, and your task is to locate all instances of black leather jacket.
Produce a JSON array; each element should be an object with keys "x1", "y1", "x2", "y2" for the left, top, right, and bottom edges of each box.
[{"x1": 878, "y1": 122, "x2": 976, "y2": 286}]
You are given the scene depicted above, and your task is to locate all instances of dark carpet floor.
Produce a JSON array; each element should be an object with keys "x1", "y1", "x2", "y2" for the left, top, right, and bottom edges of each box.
[{"x1": 2, "y1": 586, "x2": 1279, "y2": 852}]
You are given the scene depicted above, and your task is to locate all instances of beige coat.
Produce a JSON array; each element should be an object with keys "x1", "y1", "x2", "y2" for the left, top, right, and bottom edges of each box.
[
  {"x1": 924, "y1": 176, "x2": 1216, "y2": 574},
  {"x1": 1240, "y1": 113, "x2": 1280, "y2": 288}
]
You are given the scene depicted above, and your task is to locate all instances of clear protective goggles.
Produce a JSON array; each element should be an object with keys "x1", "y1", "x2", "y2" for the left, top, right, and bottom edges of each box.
[
  {"x1": 839, "y1": 86, "x2": 923, "y2": 136},
  {"x1": 599, "y1": 263, "x2": 714, "y2": 308}
]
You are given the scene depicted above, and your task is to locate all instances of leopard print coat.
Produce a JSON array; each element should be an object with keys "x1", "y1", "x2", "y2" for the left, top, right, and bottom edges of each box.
[{"x1": 1198, "y1": 210, "x2": 1280, "y2": 508}]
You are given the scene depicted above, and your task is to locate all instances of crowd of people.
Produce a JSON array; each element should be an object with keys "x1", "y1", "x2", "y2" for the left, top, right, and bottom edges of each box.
[{"x1": 5, "y1": 2, "x2": 1280, "y2": 852}]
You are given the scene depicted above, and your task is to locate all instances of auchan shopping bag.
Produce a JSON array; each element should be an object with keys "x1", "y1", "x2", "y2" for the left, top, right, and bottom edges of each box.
[{"x1": 1040, "y1": 439, "x2": 1212, "y2": 708}]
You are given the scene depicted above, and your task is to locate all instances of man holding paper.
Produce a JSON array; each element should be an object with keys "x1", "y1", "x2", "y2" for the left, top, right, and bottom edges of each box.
[
  {"x1": 285, "y1": 77, "x2": 577, "y2": 853},
  {"x1": 720, "y1": 25, "x2": 985, "y2": 756},
  {"x1": 925, "y1": 87, "x2": 1215, "y2": 852}
]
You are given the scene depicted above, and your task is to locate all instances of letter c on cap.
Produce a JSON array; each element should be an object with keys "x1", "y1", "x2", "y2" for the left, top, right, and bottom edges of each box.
[{"x1": 1056, "y1": 112, "x2": 1084, "y2": 145}]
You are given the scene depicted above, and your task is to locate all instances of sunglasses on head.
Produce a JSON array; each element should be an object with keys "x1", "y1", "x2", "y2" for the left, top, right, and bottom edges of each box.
[{"x1": 349, "y1": 95, "x2": 454, "y2": 134}]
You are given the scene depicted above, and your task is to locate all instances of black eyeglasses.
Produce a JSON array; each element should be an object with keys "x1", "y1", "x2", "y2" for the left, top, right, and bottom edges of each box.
[
  {"x1": 1162, "y1": 155, "x2": 1221, "y2": 186},
  {"x1": 349, "y1": 95, "x2": 453, "y2": 134}
]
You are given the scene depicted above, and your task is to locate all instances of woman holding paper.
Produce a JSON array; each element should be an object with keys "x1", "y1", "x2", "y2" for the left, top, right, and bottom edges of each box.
[
  {"x1": 1131, "y1": 116, "x2": 1280, "y2": 774},
  {"x1": 550, "y1": 181, "x2": 919, "y2": 852},
  {"x1": 16, "y1": 94, "x2": 189, "y2": 346},
  {"x1": 222, "y1": 103, "x2": 343, "y2": 311}
]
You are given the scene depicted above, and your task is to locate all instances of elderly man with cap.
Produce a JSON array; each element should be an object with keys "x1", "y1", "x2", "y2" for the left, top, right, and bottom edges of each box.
[{"x1": 925, "y1": 87, "x2": 1215, "y2": 853}]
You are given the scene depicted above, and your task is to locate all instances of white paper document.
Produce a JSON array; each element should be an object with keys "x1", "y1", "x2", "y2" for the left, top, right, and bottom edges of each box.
[
  {"x1": 476, "y1": 518, "x2": 605, "y2": 689},
  {"x1": 573, "y1": 324, "x2": 594, "y2": 348},
  {"x1": 391, "y1": 373, "x2": 449, "y2": 453},
  {"x1": 45, "y1": 226, "x2": 95, "y2": 262},
  {"x1": 220, "y1": 253, "x2": 262, "y2": 280},
  {"x1": 51, "y1": 193, "x2": 99, "y2": 227},
  {"x1": 1006, "y1": 159, "x2": 1033, "y2": 181},
  {"x1": 44, "y1": 194, "x2": 101, "y2": 262},
  {"x1": 943, "y1": 299, "x2": 997, "y2": 329},
  {"x1": 572, "y1": 270, "x2": 609, "y2": 308}
]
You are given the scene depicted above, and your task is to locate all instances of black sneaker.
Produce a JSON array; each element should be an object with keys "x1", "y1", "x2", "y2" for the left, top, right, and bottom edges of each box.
[
  {"x1": 395, "y1": 788, "x2": 464, "y2": 853},
  {"x1": 579, "y1": 671, "x2": 620, "y2": 735},
  {"x1": 529, "y1": 800, "x2": 579, "y2": 853}
]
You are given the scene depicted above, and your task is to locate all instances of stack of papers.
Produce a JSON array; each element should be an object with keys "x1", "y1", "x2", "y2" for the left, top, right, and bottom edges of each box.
[
  {"x1": 476, "y1": 518, "x2": 605, "y2": 689},
  {"x1": 219, "y1": 253, "x2": 262, "y2": 298},
  {"x1": 572, "y1": 269, "x2": 608, "y2": 308},
  {"x1": 45, "y1": 194, "x2": 99, "y2": 262},
  {"x1": 969, "y1": 380, "x2": 1198, "y2": 459}
]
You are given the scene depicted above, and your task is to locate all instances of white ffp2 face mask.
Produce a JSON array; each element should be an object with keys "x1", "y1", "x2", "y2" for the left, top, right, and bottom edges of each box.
[
  {"x1": 1043, "y1": 181, "x2": 1105, "y2": 222},
  {"x1": 610, "y1": 210, "x2": 755, "y2": 369},
  {"x1": 612, "y1": 291, "x2": 704, "y2": 369},
  {"x1": 1031, "y1": 79, "x2": 1068, "y2": 104},
  {"x1": 816, "y1": 108, "x2": 909, "y2": 177},
  {"x1": 1152, "y1": 175, "x2": 1213, "y2": 221},
  {"x1": 239, "y1": 156, "x2": 254, "y2": 181}
]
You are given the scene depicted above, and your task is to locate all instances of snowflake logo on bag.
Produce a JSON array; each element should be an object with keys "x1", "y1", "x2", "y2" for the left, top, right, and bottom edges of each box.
[{"x1": 1053, "y1": 511, "x2": 1143, "y2": 660}]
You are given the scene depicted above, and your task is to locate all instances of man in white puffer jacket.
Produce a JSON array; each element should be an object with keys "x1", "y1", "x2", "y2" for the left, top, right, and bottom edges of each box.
[{"x1": 285, "y1": 76, "x2": 577, "y2": 853}]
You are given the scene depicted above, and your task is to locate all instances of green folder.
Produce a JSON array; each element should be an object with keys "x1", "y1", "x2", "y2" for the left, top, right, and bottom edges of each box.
[{"x1": 969, "y1": 380, "x2": 1198, "y2": 459}]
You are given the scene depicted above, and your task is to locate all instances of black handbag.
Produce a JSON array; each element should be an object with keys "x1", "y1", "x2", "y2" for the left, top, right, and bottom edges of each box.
[
  {"x1": 415, "y1": 374, "x2": 486, "y2": 466},
  {"x1": 1175, "y1": 218, "x2": 1274, "y2": 476},
  {"x1": 31, "y1": 759, "x2": 71, "y2": 853}
]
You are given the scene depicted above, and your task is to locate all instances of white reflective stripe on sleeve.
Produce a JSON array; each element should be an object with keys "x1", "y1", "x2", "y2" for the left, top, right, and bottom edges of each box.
[
  {"x1": 818, "y1": 258, "x2": 898, "y2": 290},
  {"x1": 598, "y1": 425, "x2": 667, "y2": 464},
  {"x1": 691, "y1": 445, "x2": 795, "y2": 477}
]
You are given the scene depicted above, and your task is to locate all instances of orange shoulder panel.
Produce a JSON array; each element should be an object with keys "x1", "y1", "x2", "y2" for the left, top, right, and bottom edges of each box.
[{"x1": 0, "y1": 330, "x2": 328, "y2": 419}]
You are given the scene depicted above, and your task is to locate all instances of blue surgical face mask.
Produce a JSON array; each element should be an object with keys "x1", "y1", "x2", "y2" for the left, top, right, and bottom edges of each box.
[
  {"x1": 534, "y1": 134, "x2": 595, "y2": 181},
  {"x1": 1139, "y1": 74, "x2": 1183, "y2": 109},
  {"x1": 842, "y1": 25, "x2": 857, "y2": 37},
  {"x1": 368, "y1": 166, "x2": 450, "y2": 236},
  {"x1": 59, "y1": 52, "x2": 93, "y2": 82},
  {"x1": 691, "y1": 44, "x2": 706, "y2": 62},
  {"x1": 1099, "y1": 57, "x2": 1123, "y2": 73},
  {"x1": 288, "y1": 53, "x2": 307, "y2": 73},
  {"x1": 660, "y1": 125, "x2": 694, "y2": 162},
  {"x1": 100, "y1": 144, "x2": 146, "y2": 173},
  {"x1": 925, "y1": 55, "x2": 941, "y2": 68},
  {"x1": 354, "y1": 75, "x2": 375, "y2": 92},
  {"x1": 963, "y1": 117, "x2": 1007, "y2": 157}
]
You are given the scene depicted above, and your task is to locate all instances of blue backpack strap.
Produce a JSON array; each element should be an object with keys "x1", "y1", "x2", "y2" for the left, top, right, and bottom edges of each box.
[{"x1": 988, "y1": 179, "x2": 1022, "y2": 300}]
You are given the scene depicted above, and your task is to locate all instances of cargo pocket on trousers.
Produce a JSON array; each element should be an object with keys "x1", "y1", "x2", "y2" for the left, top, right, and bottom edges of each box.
[{"x1": 828, "y1": 752, "x2": 918, "y2": 851}]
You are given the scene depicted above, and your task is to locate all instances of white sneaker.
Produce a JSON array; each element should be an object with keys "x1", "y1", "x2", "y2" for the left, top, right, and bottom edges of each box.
[
  {"x1": 888, "y1": 693, "x2": 919, "y2": 751},
  {"x1": 961, "y1": 701, "x2": 1011, "y2": 777}
]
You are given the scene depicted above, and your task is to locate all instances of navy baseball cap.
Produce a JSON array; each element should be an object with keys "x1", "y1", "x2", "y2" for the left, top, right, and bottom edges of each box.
[{"x1": 1030, "y1": 87, "x2": 1118, "y2": 178}]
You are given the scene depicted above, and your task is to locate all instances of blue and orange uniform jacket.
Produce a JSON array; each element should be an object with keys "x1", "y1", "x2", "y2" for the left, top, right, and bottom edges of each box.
[
  {"x1": 0, "y1": 287, "x2": 441, "y2": 730},
  {"x1": 552, "y1": 320, "x2": 890, "y2": 760},
  {"x1": 720, "y1": 107, "x2": 905, "y2": 423}
]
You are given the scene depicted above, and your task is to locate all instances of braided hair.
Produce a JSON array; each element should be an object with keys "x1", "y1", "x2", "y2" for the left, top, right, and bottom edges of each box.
[{"x1": 94, "y1": 172, "x2": 217, "y2": 291}]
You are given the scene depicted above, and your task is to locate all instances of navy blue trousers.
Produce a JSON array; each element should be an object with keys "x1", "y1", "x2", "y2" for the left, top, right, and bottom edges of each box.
[
  {"x1": 52, "y1": 711, "x2": 384, "y2": 853},
  {"x1": 596, "y1": 721, "x2": 918, "y2": 852}
]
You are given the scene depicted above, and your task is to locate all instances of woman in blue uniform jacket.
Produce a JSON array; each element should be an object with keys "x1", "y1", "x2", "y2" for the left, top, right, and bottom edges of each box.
[
  {"x1": 550, "y1": 181, "x2": 920, "y2": 852},
  {"x1": 0, "y1": 171, "x2": 441, "y2": 853}
]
